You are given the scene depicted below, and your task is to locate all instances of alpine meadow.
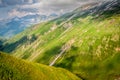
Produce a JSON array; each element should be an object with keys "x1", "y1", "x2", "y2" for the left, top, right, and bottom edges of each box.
[{"x1": 0, "y1": 0, "x2": 120, "y2": 80}]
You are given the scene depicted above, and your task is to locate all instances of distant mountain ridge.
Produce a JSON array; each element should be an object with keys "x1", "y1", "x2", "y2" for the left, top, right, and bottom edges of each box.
[{"x1": 0, "y1": 13, "x2": 58, "y2": 38}]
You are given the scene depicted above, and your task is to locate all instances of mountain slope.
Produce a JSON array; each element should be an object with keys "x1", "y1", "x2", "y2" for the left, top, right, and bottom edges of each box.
[
  {"x1": 1, "y1": 0, "x2": 120, "y2": 80},
  {"x1": 0, "y1": 52, "x2": 80, "y2": 80}
]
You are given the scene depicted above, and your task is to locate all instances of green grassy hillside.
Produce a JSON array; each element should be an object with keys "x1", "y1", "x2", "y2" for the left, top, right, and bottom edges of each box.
[
  {"x1": 0, "y1": 52, "x2": 80, "y2": 80},
  {"x1": 1, "y1": 0, "x2": 120, "y2": 80}
]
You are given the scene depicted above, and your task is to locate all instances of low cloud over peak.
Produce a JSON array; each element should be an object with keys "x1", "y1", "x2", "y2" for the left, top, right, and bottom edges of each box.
[
  {"x1": 0, "y1": 0, "x2": 111, "y2": 20},
  {"x1": 0, "y1": 0, "x2": 111, "y2": 7}
]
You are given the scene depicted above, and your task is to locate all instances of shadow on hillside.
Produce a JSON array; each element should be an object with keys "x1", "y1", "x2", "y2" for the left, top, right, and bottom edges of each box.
[
  {"x1": 1, "y1": 35, "x2": 37, "y2": 53},
  {"x1": 36, "y1": 46, "x2": 62, "y2": 64},
  {"x1": 0, "y1": 40, "x2": 3, "y2": 51}
]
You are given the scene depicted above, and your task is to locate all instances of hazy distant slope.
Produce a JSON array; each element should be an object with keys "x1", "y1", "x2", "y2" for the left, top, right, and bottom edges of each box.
[
  {"x1": 0, "y1": 52, "x2": 80, "y2": 80},
  {"x1": 1, "y1": 0, "x2": 120, "y2": 80},
  {"x1": 0, "y1": 13, "x2": 58, "y2": 38}
]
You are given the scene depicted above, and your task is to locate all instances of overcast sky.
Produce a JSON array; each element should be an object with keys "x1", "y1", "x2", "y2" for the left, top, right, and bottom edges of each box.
[{"x1": 0, "y1": 0, "x2": 111, "y2": 20}]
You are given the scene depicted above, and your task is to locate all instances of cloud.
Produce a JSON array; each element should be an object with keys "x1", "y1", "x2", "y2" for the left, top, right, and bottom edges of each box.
[
  {"x1": 23, "y1": 0, "x2": 111, "y2": 11},
  {"x1": 8, "y1": 9, "x2": 28, "y2": 18},
  {"x1": 0, "y1": 0, "x2": 111, "y2": 7},
  {"x1": 1, "y1": 0, "x2": 22, "y2": 5},
  {"x1": 0, "y1": 0, "x2": 2, "y2": 3},
  {"x1": 0, "y1": 0, "x2": 112, "y2": 20}
]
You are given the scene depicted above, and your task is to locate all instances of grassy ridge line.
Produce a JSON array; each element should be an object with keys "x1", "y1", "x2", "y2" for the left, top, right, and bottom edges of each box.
[{"x1": 0, "y1": 52, "x2": 81, "y2": 80}]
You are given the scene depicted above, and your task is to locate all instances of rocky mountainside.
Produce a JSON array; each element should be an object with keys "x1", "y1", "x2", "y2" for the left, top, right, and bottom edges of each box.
[{"x1": 1, "y1": 0, "x2": 120, "y2": 80}]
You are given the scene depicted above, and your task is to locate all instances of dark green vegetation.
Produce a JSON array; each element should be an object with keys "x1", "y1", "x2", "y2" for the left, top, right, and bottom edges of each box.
[
  {"x1": 0, "y1": 0, "x2": 120, "y2": 80},
  {"x1": 0, "y1": 52, "x2": 80, "y2": 80},
  {"x1": 0, "y1": 37, "x2": 6, "y2": 50}
]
